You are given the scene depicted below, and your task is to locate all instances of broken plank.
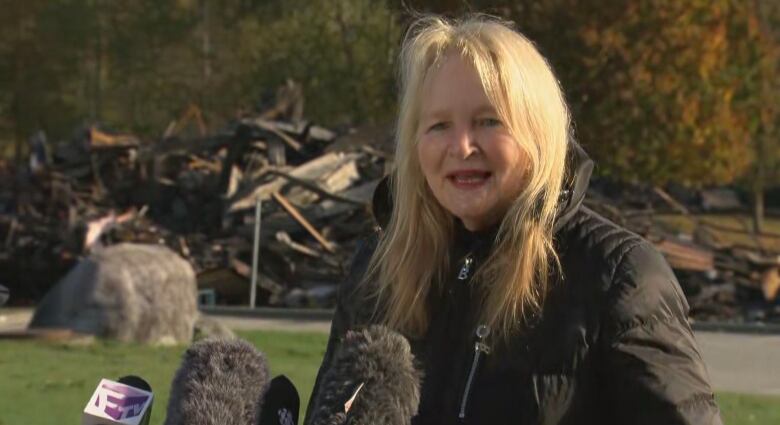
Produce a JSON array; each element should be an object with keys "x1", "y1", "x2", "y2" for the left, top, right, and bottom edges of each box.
[
  {"x1": 275, "y1": 231, "x2": 322, "y2": 258},
  {"x1": 267, "y1": 169, "x2": 364, "y2": 206},
  {"x1": 653, "y1": 237, "x2": 714, "y2": 272},
  {"x1": 241, "y1": 118, "x2": 302, "y2": 151},
  {"x1": 653, "y1": 186, "x2": 690, "y2": 215},
  {"x1": 228, "y1": 152, "x2": 359, "y2": 212},
  {"x1": 272, "y1": 191, "x2": 335, "y2": 253}
]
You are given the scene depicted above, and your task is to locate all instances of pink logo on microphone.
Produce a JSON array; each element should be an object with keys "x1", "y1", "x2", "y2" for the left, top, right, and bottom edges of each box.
[{"x1": 95, "y1": 382, "x2": 150, "y2": 420}]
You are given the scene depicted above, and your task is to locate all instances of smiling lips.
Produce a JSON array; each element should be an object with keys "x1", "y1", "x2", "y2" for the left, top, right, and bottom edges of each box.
[{"x1": 446, "y1": 170, "x2": 492, "y2": 189}]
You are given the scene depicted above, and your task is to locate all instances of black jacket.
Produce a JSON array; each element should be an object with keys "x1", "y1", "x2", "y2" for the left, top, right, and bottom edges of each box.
[{"x1": 305, "y1": 142, "x2": 722, "y2": 425}]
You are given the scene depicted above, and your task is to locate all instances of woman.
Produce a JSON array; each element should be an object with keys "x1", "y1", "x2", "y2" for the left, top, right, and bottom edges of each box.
[{"x1": 306, "y1": 15, "x2": 722, "y2": 425}]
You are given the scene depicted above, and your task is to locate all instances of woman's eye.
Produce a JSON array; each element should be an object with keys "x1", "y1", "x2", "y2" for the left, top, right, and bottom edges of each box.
[
  {"x1": 428, "y1": 122, "x2": 448, "y2": 132},
  {"x1": 479, "y1": 118, "x2": 502, "y2": 127}
]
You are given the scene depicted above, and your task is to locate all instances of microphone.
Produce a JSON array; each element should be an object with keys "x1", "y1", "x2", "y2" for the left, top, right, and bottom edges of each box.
[
  {"x1": 307, "y1": 325, "x2": 422, "y2": 425},
  {"x1": 164, "y1": 338, "x2": 271, "y2": 425},
  {"x1": 82, "y1": 375, "x2": 154, "y2": 425},
  {"x1": 258, "y1": 375, "x2": 300, "y2": 425}
]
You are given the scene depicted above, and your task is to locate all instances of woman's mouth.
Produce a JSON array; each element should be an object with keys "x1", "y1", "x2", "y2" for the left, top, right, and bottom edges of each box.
[{"x1": 447, "y1": 170, "x2": 491, "y2": 189}]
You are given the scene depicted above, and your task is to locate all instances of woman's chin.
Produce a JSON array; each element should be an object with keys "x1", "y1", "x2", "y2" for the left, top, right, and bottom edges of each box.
[{"x1": 452, "y1": 211, "x2": 493, "y2": 230}]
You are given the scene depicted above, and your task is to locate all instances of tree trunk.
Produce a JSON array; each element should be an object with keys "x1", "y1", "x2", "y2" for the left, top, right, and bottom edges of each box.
[
  {"x1": 13, "y1": 1, "x2": 25, "y2": 166},
  {"x1": 753, "y1": 182, "x2": 765, "y2": 235},
  {"x1": 752, "y1": 132, "x2": 766, "y2": 234},
  {"x1": 750, "y1": 0, "x2": 775, "y2": 236},
  {"x1": 200, "y1": 0, "x2": 211, "y2": 125},
  {"x1": 92, "y1": 0, "x2": 104, "y2": 122}
]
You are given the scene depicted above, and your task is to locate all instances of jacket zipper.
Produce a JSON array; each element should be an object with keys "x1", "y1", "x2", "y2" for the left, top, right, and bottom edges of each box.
[
  {"x1": 458, "y1": 256, "x2": 473, "y2": 280},
  {"x1": 458, "y1": 324, "x2": 491, "y2": 420}
]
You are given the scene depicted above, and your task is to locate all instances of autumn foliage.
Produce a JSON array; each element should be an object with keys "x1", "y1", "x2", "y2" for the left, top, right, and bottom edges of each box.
[
  {"x1": 0, "y1": 0, "x2": 777, "y2": 193},
  {"x1": 486, "y1": 0, "x2": 775, "y2": 188}
]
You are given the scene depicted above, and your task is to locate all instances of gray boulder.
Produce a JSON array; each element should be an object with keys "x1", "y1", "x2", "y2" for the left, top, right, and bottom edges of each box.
[
  {"x1": 193, "y1": 315, "x2": 236, "y2": 341},
  {"x1": 30, "y1": 243, "x2": 197, "y2": 344}
]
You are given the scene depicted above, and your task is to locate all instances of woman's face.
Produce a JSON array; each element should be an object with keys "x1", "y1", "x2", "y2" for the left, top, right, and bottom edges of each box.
[{"x1": 417, "y1": 54, "x2": 529, "y2": 231}]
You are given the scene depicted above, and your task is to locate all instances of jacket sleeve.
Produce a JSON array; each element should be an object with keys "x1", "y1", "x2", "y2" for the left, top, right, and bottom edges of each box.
[
  {"x1": 599, "y1": 240, "x2": 722, "y2": 425},
  {"x1": 303, "y1": 236, "x2": 377, "y2": 425}
]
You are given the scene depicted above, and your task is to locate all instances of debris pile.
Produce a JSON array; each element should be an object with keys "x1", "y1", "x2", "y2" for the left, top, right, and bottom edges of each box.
[
  {"x1": 585, "y1": 180, "x2": 780, "y2": 324},
  {"x1": 1, "y1": 102, "x2": 778, "y2": 325},
  {"x1": 0, "y1": 103, "x2": 392, "y2": 309}
]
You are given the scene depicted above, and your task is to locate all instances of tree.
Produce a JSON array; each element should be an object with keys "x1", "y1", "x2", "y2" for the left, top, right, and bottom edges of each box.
[
  {"x1": 232, "y1": 0, "x2": 402, "y2": 125},
  {"x1": 737, "y1": 0, "x2": 779, "y2": 232},
  {"x1": 409, "y1": 1, "x2": 776, "y2": 183},
  {"x1": 536, "y1": 1, "x2": 757, "y2": 188},
  {"x1": 0, "y1": 0, "x2": 93, "y2": 162}
]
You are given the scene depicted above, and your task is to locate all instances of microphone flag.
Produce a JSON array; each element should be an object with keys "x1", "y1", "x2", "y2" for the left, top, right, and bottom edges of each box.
[{"x1": 83, "y1": 378, "x2": 154, "y2": 425}]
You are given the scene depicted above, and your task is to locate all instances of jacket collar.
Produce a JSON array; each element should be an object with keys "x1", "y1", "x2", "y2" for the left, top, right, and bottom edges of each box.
[
  {"x1": 553, "y1": 139, "x2": 594, "y2": 233},
  {"x1": 370, "y1": 139, "x2": 594, "y2": 235}
]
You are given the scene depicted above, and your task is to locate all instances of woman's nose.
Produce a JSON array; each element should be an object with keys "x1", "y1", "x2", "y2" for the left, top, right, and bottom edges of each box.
[{"x1": 448, "y1": 127, "x2": 480, "y2": 159}]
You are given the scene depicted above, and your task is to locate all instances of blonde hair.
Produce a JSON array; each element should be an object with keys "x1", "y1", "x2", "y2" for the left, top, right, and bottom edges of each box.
[{"x1": 365, "y1": 14, "x2": 571, "y2": 342}]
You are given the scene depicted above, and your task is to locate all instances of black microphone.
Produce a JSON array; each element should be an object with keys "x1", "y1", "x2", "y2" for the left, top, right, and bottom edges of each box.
[
  {"x1": 82, "y1": 375, "x2": 154, "y2": 425},
  {"x1": 119, "y1": 375, "x2": 152, "y2": 392},
  {"x1": 164, "y1": 338, "x2": 271, "y2": 425},
  {"x1": 259, "y1": 375, "x2": 300, "y2": 425},
  {"x1": 307, "y1": 325, "x2": 422, "y2": 425}
]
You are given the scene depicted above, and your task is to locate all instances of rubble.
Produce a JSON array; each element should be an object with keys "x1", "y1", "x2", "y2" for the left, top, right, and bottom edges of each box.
[
  {"x1": 700, "y1": 188, "x2": 744, "y2": 212},
  {"x1": 0, "y1": 101, "x2": 778, "y2": 327},
  {"x1": 585, "y1": 179, "x2": 780, "y2": 324},
  {"x1": 0, "y1": 102, "x2": 387, "y2": 313}
]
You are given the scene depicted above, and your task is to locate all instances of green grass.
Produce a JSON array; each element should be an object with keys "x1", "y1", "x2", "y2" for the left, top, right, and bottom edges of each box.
[
  {"x1": 237, "y1": 330, "x2": 328, "y2": 412},
  {"x1": 0, "y1": 330, "x2": 778, "y2": 425},
  {"x1": 0, "y1": 331, "x2": 328, "y2": 425},
  {"x1": 718, "y1": 392, "x2": 780, "y2": 424}
]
